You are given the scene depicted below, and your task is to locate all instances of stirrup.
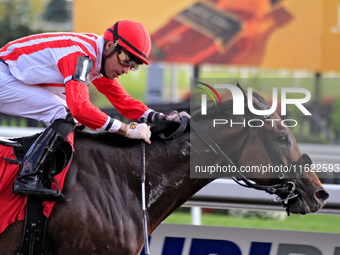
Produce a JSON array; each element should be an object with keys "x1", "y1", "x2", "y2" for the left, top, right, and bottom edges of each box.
[{"x1": 13, "y1": 176, "x2": 65, "y2": 202}]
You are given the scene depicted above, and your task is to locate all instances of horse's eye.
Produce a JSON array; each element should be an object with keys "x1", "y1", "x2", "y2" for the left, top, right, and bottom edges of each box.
[{"x1": 278, "y1": 134, "x2": 289, "y2": 145}]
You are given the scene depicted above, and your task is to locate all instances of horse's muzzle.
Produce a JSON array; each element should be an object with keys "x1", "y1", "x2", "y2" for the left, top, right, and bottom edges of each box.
[{"x1": 288, "y1": 187, "x2": 329, "y2": 215}]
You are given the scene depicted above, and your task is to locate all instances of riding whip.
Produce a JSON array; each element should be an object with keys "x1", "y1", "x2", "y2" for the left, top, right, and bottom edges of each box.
[{"x1": 140, "y1": 118, "x2": 150, "y2": 254}]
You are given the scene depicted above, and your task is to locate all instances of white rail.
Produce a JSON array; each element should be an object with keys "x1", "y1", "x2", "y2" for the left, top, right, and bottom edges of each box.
[
  {"x1": 0, "y1": 126, "x2": 44, "y2": 137},
  {"x1": 186, "y1": 143, "x2": 340, "y2": 214},
  {"x1": 186, "y1": 179, "x2": 340, "y2": 215}
]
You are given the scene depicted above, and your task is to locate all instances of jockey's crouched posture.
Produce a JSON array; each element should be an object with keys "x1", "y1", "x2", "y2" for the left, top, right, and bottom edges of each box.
[{"x1": 0, "y1": 20, "x2": 189, "y2": 202}]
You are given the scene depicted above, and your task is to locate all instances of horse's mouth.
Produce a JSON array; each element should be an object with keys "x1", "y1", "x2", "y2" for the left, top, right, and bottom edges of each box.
[
  {"x1": 286, "y1": 188, "x2": 329, "y2": 215},
  {"x1": 287, "y1": 196, "x2": 314, "y2": 215}
]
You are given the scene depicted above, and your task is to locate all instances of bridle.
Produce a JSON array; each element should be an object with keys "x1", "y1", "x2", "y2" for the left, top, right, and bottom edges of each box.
[
  {"x1": 163, "y1": 85, "x2": 313, "y2": 215},
  {"x1": 189, "y1": 119, "x2": 285, "y2": 212},
  {"x1": 189, "y1": 110, "x2": 315, "y2": 215},
  {"x1": 230, "y1": 85, "x2": 313, "y2": 211},
  {"x1": 231, "y1": 109, "x2": 298, "y2": 201}
]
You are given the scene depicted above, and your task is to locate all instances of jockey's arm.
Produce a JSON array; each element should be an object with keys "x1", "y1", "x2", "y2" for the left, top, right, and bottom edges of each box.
[
  {"x1": 91, "y1": 76, "x2": 151, "y2": 120},
  {"x1": 58, "y1": 53, "x2": 118, "y2": 132},
  {"x1": 65, "y1": 80, "x2": 121, "y2": 132},
  {"x1": 91, "y1": 77, "x2": 190, "y2": 122},
  {"x1": 64, "y1": 80, "x2": 151, "y2": 143}
]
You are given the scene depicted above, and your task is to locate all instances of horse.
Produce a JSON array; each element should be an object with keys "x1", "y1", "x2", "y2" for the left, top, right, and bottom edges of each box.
[{"x1": 0, "y1": 88, "x2": 329, "y2": 255}]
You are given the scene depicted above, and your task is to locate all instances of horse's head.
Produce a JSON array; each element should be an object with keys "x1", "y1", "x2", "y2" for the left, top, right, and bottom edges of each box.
[
  {"x1": 191, "y1": 84, "x2": 329, "y2": 215},
  {"x1": 241, "y1": 88, "x2": 329, "y2": 214}
]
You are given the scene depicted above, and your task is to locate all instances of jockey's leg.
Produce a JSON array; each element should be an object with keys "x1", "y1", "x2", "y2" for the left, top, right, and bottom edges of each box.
[
  {"x1": 0, "y1": 65, "x2": 76, "y2": 201},
  {"x1": 13, "y1": 114, "x2": 76, "y2": 201}
]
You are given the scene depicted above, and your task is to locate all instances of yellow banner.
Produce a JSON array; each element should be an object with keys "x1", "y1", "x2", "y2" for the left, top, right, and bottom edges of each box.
[
  {"x1": 260, "y1": 0, "x2": 340, "y2": 72},
  {"x1": 73, "y1": 0, "x2": 340, "y2": 72},
  {"x1": 73, "y1": 0, "x2": 198, "y2": 35}
]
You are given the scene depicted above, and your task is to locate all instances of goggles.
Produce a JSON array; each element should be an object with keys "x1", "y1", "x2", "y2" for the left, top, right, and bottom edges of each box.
[{"x1": 116, "y1": 48, "x2": 139, "y2": 71}]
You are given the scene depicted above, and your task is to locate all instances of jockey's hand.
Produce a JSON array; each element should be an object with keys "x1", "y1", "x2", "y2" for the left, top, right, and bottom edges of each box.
[
  {"x1": 124, "y1": 122, "x2": 151, "y2": 144},
  {"x1": 163, "y1": 111, "x2": 191, "y2": 123},
  {"x1": 148, "y1": 110, "x2": 191, "y2": 124}
]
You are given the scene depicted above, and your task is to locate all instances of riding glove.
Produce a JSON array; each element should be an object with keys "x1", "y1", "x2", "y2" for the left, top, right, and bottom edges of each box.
[
  {"x1": 148, "y1": 110, "x2": 191, "y2": 123},
  {"x1": 124, "y1": 122, "x2": 151, "y2": 143},
  {"x1": 164, "y1": 111, "x2": 191, "y2": 123}
]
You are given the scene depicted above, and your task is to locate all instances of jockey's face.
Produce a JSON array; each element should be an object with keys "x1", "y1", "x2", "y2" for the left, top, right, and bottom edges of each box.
[{"x1": 103, "y1": 41, "x2": 130, "y2": 80}]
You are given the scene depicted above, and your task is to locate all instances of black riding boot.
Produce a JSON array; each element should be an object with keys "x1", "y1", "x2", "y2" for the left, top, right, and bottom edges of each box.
[{"x1": 13, "y1": 117, "x2": 76, "y2": 202}]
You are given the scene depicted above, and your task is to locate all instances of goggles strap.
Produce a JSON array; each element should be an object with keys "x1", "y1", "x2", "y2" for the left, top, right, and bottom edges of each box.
[{"x1": 106, "y1": 21, "x2": 147, "y2": 60}]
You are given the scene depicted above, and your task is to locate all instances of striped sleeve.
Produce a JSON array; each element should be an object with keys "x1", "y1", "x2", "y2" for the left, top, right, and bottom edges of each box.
[
  {"x1": 0, "y1": 33, "x2": 99, "y2": 86},
  {"x1": 65, "y1": 80, "x2": 122, "y2": 132},
  {"x1": 92, "y1": 77, "x2": 150, "y2": 120}
]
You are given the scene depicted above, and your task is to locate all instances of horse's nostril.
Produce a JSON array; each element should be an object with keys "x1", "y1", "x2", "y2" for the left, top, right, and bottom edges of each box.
[{"x1": 315, "y1": 189, "x2": 329, "y2": 202}]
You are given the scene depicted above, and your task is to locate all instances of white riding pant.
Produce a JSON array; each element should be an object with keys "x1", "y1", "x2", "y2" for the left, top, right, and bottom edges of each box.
[{"x1": 0, "y1": 63, "x2": 68, "y2": 124}]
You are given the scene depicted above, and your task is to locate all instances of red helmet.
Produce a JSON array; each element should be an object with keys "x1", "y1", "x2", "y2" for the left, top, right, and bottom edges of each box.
[{"x1": 104, "y1": 20, "x2": 151, "y2": 65}]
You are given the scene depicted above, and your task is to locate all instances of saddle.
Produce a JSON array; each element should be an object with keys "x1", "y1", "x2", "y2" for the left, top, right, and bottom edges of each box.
[{"x1": 0, "y1": 133, "x2": 73, "y2": 255}]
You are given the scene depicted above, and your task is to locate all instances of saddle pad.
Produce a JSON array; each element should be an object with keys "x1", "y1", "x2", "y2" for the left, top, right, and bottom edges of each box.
[{"x1": 0, "y1": 132, "x2": 74, "y2": 234}]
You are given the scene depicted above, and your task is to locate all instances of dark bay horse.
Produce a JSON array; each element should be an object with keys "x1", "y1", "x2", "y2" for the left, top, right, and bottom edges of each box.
[{"x1": 0, "y1": 90, "x2": 329, "y2": 254}]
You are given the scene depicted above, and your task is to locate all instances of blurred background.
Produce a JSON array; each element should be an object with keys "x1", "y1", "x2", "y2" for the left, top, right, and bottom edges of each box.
[
  {"x1": 1, "y1": 0, "x2": 340, "y2": 233},
  {"x1": 2, "y1": 0, "x2": 340, "y2": 144}
]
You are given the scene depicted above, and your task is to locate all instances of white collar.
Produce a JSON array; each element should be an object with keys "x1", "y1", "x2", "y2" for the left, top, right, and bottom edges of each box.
[{"x1": 93, "y1": 35, "x2": 105, "y2": 77}]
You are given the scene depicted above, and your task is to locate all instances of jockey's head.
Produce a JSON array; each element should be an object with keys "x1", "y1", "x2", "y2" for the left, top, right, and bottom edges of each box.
[{"x1": 102, "y1": 20, "x2": 151, "y2": 74}]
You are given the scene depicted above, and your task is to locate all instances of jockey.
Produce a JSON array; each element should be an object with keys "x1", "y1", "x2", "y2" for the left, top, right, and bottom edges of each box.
[{"x1": 0, "y1": 20, "x2": 188, "y2": 202}]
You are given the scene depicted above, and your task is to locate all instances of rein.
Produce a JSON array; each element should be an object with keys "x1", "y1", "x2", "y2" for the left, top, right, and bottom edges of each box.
[
  {"x1": 157, "y1": 115, "x2": 302, "y2": 214},
  {"x1": 154, "y1": 81, "x2": 312, "y2": 216}
]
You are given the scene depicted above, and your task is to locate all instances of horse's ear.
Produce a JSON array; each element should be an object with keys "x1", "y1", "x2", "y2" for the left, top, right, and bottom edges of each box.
[
  {"x1": 237, "y1": 81, "x2": 248, "y2": 107},
  {"x1": 237, "y1": 81, "x2": 266, "y2": 112},
  {"x1": 236, "y1": 81, "x2": 247, "y2": 104},
  {"x1": 236, "y1": 81, "x2": 243, "y2": 90},
  {"x1": 248, "y1": 89, "x2": 269, "y2": 111},
  {"x1": 251, "y1": 94, "x2": 263, "y2": 111}
]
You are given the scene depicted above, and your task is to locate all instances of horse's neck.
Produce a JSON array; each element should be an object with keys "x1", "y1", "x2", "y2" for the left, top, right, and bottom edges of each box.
[
  {"x1": 147, "y1": 172, "x2": 212, "y2": 229},
  {"x1": 144, "y1": 133, "x2": 214, "y2": 232}
]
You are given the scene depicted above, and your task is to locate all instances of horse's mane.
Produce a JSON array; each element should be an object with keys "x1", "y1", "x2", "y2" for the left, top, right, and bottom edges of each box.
[
  {"x1": 74, "y1": 120, "x2": 183, "y2": 147},
  {"x1": 191, "y1": 91, "x2": 269, "y2": 119}
]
